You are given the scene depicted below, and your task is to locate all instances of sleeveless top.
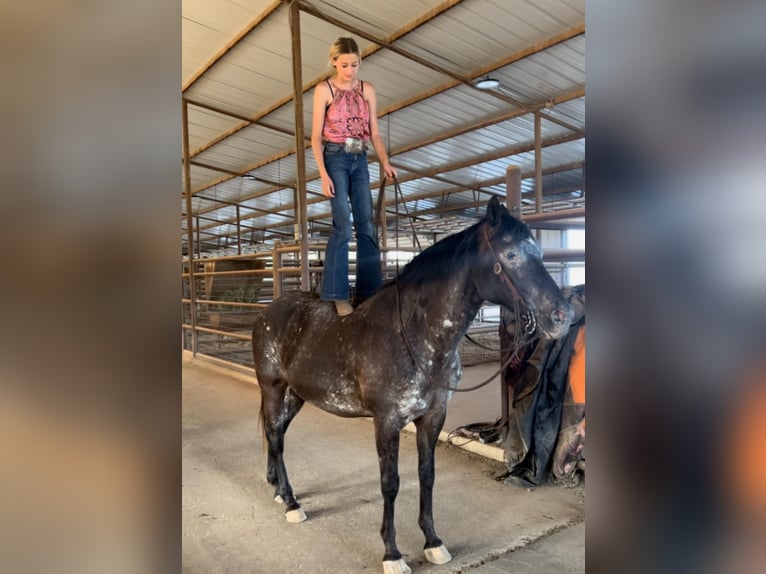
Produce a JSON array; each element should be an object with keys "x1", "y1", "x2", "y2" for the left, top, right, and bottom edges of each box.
[{"x1": 322, "y1": 80, "x2": 371, "y2": 143}]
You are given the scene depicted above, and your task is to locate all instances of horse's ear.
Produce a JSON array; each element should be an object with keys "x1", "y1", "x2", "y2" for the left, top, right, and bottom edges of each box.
[{"x1": 486, "y1": 195, "x2": 505, "y2": 226}]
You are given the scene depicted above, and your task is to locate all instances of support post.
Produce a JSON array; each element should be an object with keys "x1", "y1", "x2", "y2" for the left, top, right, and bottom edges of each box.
[
  {"x1": 288, "y1": 0, "x2": 310, "y2": 291},
  {"x1": 500, "y1": 163, "x2": 523, "y2": 441},
  {"x1": 272, "y1": 240, "x2": 282, "y2": 300},
  {"x1": 236, "y1": 204, "x2": 242, "y2": 255},
  {"x1": 182, "y1": 100, "x2": 199, "y2": 356},
  {"x1": 534, "y1": 111, "x2": 543, "y2": 240},
  {"x1": 505, "y1": 165, "x2": 522, "y2": 219}
]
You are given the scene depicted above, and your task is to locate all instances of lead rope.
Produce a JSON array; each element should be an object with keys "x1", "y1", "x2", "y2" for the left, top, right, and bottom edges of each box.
[{"x1": 376, "y1": 175, "x2": 421, "y2": 251}]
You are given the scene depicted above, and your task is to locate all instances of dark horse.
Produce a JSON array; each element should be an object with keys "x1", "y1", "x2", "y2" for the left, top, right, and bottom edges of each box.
[{"x1": 252, "y1": 196, "x2": 574, "y2": 574}]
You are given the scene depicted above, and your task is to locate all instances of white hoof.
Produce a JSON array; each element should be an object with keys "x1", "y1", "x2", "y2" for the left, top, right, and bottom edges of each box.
[
  {"x1": 285, "y1": 508, "x2": 307, "y2": 523},
  {"x1": 424, "y1": 544, "x2": 452, "y2": 565},
  {"x1": 382, "y1": 558, "x2": 411, "y2": 574},
  {"x1": 273, "y1": 494, "x2": 284, "y2": 504}
]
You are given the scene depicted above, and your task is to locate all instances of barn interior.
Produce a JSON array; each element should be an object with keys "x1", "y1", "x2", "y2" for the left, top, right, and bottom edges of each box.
[{"x1": 181, "y1": 1, "x2": 586, "y2": 572}]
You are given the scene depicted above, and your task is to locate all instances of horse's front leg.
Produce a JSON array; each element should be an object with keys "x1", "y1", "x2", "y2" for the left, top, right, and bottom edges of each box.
[
  {"x1": 374, "y1": 418, "x2": 410, "y2": 574},
  {"x1": 414, "y1": 407, "x2": 452, "y2": 565}
]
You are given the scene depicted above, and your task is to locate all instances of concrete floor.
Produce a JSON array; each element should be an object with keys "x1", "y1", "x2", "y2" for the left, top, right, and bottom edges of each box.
[{"x1": 182, "y1": 357, "x2": 584, "y2": 574}]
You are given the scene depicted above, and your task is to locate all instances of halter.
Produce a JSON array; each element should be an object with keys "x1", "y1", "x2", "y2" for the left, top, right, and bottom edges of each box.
[
  {"x1": 480, "y1": 221, "x2": 537, "y2": 337},
  {"x1": 481, "y1": 220, "x2": 522, "y2": 302}
]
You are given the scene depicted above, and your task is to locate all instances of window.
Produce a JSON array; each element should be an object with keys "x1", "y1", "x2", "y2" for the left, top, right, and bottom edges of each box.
[{"x1": 565, "y1": 228, "x2": 585, "y2": 286}]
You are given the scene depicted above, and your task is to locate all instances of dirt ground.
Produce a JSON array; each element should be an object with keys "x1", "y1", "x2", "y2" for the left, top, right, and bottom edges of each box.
[{"x1": 182, "y1": 357, "x2": 584, "y2": 573}]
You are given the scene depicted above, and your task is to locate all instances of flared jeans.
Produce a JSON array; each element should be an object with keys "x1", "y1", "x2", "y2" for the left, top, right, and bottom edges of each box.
[{"x1": 320, "y1": 145, "x2": 382, "y2": 301}]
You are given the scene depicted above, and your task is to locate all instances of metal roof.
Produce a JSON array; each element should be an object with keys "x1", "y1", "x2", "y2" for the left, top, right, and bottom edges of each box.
[{"x1": 182, "y1": 0, "x2": 585, "y2": 254}]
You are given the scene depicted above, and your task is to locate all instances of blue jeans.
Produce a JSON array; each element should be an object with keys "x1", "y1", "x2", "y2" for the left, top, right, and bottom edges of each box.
[{"x1": 321, "y1": 144, "x2": 382, "y2": 301}]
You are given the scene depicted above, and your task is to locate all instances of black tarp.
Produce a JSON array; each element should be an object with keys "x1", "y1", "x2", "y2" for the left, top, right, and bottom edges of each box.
[{"x1": 500, "y1": 284, "x2": 585, "y2": 487}]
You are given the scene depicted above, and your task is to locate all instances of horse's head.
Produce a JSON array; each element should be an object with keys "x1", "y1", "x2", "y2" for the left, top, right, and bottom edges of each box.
[{"x1": 476, "y1": 196, "x2": 574, "y2": 340}]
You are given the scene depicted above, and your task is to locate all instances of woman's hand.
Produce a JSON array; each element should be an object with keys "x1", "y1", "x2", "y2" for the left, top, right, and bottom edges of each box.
[
  {"x1": 321, "y1": 174, "x2": 335, "y2": 198},
  {"x1": 382, "y1": 161, "x2": 397, "y2": 180}
]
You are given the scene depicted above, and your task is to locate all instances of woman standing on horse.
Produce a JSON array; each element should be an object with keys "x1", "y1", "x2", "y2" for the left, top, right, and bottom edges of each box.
[{"x1": 311, "y1": 37, "x2": 397, "y2": 316}]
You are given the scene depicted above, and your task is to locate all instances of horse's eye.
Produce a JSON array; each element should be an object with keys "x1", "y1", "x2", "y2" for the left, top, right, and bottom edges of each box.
[{"x1": 506, "y1": 251, "x2": 517, "y2": 260}]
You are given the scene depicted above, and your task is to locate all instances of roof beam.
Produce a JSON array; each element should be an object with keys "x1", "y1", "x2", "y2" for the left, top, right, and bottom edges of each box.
[
  {"x1": 182, "y1": 0, "x2": 283, "y2": 93},
  {"x1": 184, "y1": 99, "x2": 296, "y2": 138},
  {"x1": 189, "y1": 160, "x2": 287, "y2": 188},
  {"x1": 376, "y1": 24, "x2": 585, "y2": 119}
]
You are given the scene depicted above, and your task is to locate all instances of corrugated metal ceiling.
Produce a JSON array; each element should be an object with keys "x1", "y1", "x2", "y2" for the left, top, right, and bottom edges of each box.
[{"x1": 182, "y1": 0, "x2": 585, "y2": 253}]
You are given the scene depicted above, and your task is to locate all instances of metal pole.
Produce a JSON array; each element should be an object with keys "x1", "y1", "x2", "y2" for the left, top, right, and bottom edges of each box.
[
  {"x1": 236, "y1": 204, "x2": 242, "y2": 255},
  {"x1": 272, "y1": 240, "x2": 282, "y2": 300},
  {"x1": 289, "y1": 0, "x2": 310, "y2": 292},
  {"x1": 534, "y1": 112, "x2": 543, "y2": 207},
  {"x1": 534, "y1": 112, "x2": 543, "y2": 241},
  {"x1": 182, "y1": 100, "x2": 199, "y2": 356},
  {"x1": 505, "y1": 164, "x2": 522, "y2": 219},
  {"x1": 523, "y1": 207, "x2": 585, "y2": 223},
  {"x1": 195, "y1": 215, "x2": 202, "y2": 259},
  {"x1": 500, "y1": 163, "x2": 524, "y2": 441},
  {"x1": 380, "y1": 186, "x2": 388, "y2": 250}
]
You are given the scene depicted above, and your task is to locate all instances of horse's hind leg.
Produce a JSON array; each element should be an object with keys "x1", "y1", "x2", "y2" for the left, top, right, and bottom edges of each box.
[
  {"x1": 265, "y1": 386, "x2": 302, "y2": 494},
  {"x1": 259, "y1": 380, "x2": 306, "y2": 523},
  {"x1": 414, "y1": 407, "x2": 452, "y2": 565}
]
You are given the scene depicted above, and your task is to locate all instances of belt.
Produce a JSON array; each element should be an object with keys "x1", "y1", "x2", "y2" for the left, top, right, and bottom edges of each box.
[{"x1": 324, "y1": 138, "x2": 368, "y2": 154}]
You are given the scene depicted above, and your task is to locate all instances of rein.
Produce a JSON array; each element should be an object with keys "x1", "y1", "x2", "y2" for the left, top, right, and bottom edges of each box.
[{"x1": 375, "y1": 175, "x2": 422, "y2": 253}]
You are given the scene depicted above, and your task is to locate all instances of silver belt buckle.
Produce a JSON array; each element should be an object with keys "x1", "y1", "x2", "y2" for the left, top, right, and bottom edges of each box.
[{"x1": 344, "y1": 137, "x2": 365, "y2": 153}]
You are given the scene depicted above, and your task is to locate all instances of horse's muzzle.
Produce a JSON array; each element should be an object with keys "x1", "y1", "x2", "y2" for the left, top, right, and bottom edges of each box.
[
  {"x1": 552, "y1": 305, "x2": 574, "y2": 327},
  {"x1": 545, "y1": 304, "x2": 575, "y2": 338}
]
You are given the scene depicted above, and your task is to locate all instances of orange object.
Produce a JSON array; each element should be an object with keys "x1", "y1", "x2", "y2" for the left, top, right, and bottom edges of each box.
[
  {"x1": 728, "y1": 368, "x2": 766, "y2": 516},
  {"x1": 568, "y1": 325, "x2": 586, "y2": 405}
]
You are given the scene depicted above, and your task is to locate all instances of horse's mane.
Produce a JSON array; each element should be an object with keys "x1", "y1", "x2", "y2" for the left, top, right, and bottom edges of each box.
[
  {"x1": 385, "y1": 210, "x2": 530, "y2": 290},
  {"x1": 388, "y1": 218, "x2": 484, "y2": 289}
]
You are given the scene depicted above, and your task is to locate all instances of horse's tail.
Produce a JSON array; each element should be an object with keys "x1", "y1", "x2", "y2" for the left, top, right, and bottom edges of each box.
[
  {"x1": 257, "y1": 391, "x2": 268, "y2": 454},
  {"x1": 251, "y1": 311, "x2": 268, "y2": 453}
]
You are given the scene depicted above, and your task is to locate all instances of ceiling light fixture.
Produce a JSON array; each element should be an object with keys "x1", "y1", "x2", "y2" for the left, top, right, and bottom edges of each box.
[{"x1": 474, "y1": 76, "x2": 501, "y2": 90}]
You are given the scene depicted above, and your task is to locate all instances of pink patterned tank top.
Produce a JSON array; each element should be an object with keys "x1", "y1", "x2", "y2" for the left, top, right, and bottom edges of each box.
[{"x1": 322, "y1": 80, "x2": 371, "y2": 143}]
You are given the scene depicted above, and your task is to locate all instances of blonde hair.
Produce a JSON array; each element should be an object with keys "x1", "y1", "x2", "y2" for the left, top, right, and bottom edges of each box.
[{"x1": 329, "y1": 37, "x2": 361, "y2": 63}]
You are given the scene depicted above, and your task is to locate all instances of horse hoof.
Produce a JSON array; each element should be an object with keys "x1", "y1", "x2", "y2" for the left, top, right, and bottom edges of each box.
[
  {"x1": 274, "y1": 495, "x2": 284, "y2": 504},
  {"x1": 285, "y1": 508, "x2": 307, "y2": 523},
  {"x1": 382, "y1": 558, "x2": 411, "y2": 574},
  {"x1": 424, "y1": 544, "x2": 452, "y2": 565}
]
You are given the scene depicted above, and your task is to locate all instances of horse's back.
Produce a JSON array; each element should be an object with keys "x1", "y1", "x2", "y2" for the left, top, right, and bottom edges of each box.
[
  {"x1": 252, "y1": 292, "x2": 379, "y2": 416},
  {"x1": 251, "y1": 293, "x2": 345, "y2": 369},
  {"x1": 253, "y1": 291, "x2": 326, "y2": 348},
  {"x1": 253, "y1": 292, "x2": 317, "y2": 333}
]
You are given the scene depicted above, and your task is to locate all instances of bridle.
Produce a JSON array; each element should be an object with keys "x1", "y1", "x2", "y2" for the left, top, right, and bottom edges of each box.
[{"x1": 479, "y1": 221, "x2": 538, "y2": 338}]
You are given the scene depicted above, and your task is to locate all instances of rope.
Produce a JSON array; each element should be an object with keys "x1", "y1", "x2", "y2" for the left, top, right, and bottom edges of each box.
[{"x1": 447, "y1": 418, "x2": 507, "y2": 446}]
